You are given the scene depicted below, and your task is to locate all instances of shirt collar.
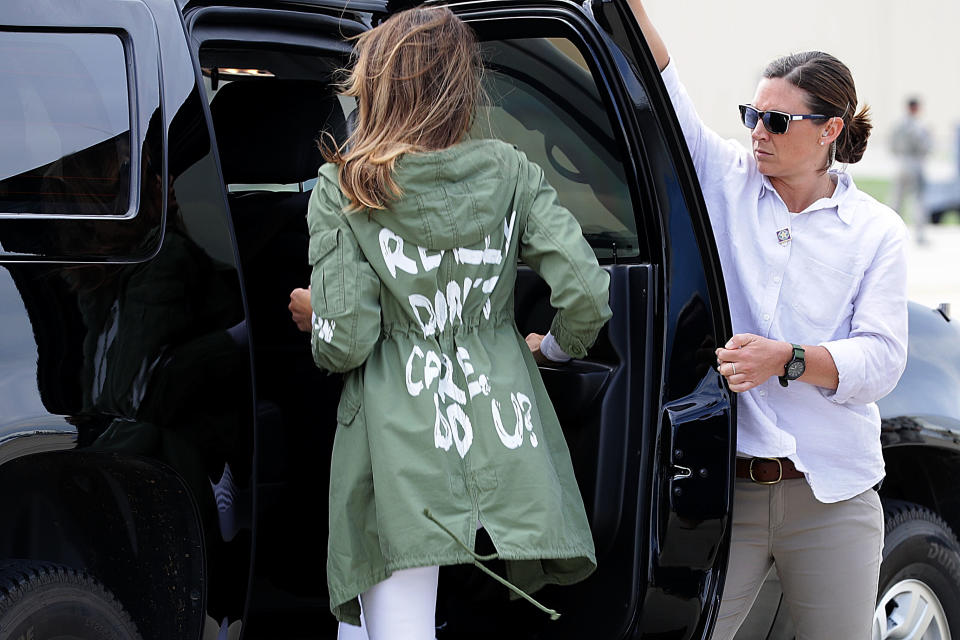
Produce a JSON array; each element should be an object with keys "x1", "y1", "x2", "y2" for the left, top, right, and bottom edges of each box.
[{"x1": 760, "y1": 171, "x2": 857, "y2": 224}]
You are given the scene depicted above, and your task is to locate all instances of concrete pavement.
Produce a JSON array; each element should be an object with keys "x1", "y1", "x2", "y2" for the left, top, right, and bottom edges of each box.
[{"x1": 905, "y1": 224, "x2": 960, "y2": 311}]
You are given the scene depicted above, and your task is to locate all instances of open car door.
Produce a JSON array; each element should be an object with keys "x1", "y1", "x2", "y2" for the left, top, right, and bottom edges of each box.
[
  {"x1": 185, "y1": 0, "x2": 734, "y2": 636},
  {"x1": 447, "y1": 1, "x2": 737, "y2": 637}
]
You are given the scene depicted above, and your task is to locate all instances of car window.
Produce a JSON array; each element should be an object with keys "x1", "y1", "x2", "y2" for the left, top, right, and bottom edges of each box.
[
  {"x1": 198, "y1": 46, "x2": 347, "y2": 194},
  {"x1": 474, "y1": 38, "x2": 639, "y2": 260},
  {"x1": 196, "y1": 37, "x2": 639, "y2": 262},
  {"x1": 0, "y1": 32, "x2": 131, "y2": 216},
  {"x1": 202, "y1": 68, "x2": 298, "y2": 193}
]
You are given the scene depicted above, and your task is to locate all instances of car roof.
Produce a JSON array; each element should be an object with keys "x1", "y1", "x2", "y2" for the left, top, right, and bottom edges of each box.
[{"x1": 177, "y1": 0, "x2": 428, "y2": 16}]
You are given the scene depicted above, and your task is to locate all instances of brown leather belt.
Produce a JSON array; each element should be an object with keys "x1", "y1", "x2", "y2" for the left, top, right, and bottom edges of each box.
[{"x1": 735, "y1": 457, "x2": 805, "y2": 484}]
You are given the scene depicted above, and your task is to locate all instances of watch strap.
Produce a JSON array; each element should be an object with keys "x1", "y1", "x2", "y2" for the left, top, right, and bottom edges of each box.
[
  {"x1": 790, "y1": 343, "x2": 804, "y2": 362},
  {"x1": 779, "y1": 343, "x2": 805, "y2": 387}
]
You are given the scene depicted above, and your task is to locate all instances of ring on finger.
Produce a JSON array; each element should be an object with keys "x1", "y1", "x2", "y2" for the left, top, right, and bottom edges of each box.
[{"x1": 731, "y1": 363, "x2": 737, "y2": 375}]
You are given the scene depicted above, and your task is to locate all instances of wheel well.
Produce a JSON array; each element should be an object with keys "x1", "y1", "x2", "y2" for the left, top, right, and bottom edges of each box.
[
  {"x1": 881, "y1": 445, "x2": 960, "y2": 539},
  {"x1": 0, "y1": 450, "x2": 205, "y2": 640}
]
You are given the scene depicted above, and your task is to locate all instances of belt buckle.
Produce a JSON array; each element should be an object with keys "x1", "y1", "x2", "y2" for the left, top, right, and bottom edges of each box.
[{"x1": 749, "y1": 457, "x2": 783, "y2": 485}]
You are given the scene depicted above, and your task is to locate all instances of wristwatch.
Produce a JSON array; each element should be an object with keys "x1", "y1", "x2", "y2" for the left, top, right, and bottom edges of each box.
[{"x1": 779, "y1": 343, "x2": 805, "y2": 387}]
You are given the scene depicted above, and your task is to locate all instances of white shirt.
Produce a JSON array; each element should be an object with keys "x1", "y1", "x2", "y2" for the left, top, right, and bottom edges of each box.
[
  {"x1": 662, "y1": 61, "x2": 909, "y2": 502},
  {"x1": 540, "y1": 331, "x2": 571, "y2": 362}
]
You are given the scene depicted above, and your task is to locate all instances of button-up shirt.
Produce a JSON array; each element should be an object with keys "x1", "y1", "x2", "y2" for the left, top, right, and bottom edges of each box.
[{"x1": 662, "y1": 61, "x2": 909, "y2": 502}]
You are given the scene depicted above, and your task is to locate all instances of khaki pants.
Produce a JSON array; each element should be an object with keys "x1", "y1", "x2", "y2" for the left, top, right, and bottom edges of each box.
[{"x1": 712, "y1": 478, "x2": 884, "y2": 640}]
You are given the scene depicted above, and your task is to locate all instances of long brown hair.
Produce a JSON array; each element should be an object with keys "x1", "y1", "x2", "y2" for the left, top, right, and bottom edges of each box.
[
  {"x1": 763, "y1": 51, "x2": 872, "y2": 168},
  {"x1": 325, "y1": 7, "x2": 483, "y2": 211}
]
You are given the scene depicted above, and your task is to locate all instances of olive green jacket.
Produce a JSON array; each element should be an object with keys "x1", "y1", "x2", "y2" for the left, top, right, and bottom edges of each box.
[{"x1": 307, "y1": 139, "x2": 612, "y2": 625}]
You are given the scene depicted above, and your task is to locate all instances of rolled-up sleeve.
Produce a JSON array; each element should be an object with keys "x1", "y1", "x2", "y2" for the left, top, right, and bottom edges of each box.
[
  {"x1": 819, "y1": 222, "x2": 909, "y2": 405},
  {"x1": 661, "y1": 60, "x2": 750, "y2": 192},
  {"x1": 307, "y1": 181, "x2": 382, "y2": 373}
]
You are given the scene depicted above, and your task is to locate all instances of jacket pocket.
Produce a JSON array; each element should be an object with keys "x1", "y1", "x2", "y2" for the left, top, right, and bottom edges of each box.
[{"x1": 309, "y1": 229, "x2": 345, "y2": 315}]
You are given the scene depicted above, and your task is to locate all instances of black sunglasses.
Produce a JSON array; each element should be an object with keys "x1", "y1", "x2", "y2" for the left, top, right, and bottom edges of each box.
[{"x1": 739, "y1": 104, "x2": 829, "y2": 135}]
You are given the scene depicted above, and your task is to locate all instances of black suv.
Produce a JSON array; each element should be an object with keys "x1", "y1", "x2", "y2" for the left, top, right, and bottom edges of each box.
[{"x1": 1, "y1": 1, "x2": 959, "y2": 639}]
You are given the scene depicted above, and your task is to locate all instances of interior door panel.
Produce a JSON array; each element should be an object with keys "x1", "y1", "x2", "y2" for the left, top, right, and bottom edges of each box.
[{"x1": 494, "y1": 263, "x2": 656, "y2": 638}]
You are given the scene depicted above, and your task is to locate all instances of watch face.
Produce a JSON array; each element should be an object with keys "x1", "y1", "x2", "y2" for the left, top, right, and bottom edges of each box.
[{"x1": 787, "y1": 360, "x2": 805, "y2": 379}]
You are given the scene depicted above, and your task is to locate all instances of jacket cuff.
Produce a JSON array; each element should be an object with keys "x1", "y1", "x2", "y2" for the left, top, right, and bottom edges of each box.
[{"x1": 549, "y1": 317, "x2": 588, "y2": 359}]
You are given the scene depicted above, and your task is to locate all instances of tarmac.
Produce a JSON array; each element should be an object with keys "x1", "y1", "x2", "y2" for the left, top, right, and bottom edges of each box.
[{"x1": 905, "y1": 223, "x2": 960, "y2": 311}]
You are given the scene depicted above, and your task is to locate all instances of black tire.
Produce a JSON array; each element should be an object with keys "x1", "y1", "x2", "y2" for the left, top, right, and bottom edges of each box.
[
  {"x1": 874, "y1": 500, "x2": 960, "y2": 639},
  {"x1": 0, "y1": 561, "x2": 142, "y2": 640}
]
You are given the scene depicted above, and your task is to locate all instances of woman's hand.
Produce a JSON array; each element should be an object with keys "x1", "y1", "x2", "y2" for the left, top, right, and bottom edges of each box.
[
  {"x1": 289, "y1": 287, "x2": 312, "y2": 332},
  {"x1": 715, "y1": 333, "x2": 792, "y2": 393},
  {"x1": 525, "y1": 332, "x2": 551, "y2": 366}
]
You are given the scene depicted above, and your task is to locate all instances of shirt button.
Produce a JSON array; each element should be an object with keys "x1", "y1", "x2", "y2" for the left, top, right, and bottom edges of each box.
[
  {"x1": 773, "y1": 276, "x2": 782, "y2": 284},
  {"x1": 763, "y1": 313, "x2": 770, "y2": 321},
  {"x1": 759, "y1": 390, "x2": 767, "y2": 397}
]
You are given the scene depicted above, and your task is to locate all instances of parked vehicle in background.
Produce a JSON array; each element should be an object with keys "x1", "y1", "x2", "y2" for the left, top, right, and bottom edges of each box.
[
  {"x1": 1, "y1": 1, "x2": 959, "y2": 639},
  {"x1": 923, "y1": 125, "x2": 960, "y2": 224}
]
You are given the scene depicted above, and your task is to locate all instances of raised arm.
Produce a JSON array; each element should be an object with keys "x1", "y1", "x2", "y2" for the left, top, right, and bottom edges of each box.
[
  {"x1": 625, "y1": 0, "x2": 669, "y2": 72},
  {"x1": 625, "y1": 0, "x2": 753, "y2": 207}
]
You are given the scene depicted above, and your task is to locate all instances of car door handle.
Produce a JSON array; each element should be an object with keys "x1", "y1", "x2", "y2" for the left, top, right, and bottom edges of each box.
[{"x1": 670, "y1": 464, "x2": 692, "y2": 480}]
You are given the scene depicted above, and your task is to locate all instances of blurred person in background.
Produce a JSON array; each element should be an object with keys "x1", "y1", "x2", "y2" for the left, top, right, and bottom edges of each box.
[{"x1": 890, "y1": 97, "x2": 933, "y2": 243}]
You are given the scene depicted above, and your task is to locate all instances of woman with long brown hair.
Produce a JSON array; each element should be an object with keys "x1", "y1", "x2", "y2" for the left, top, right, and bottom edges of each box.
[{"x1": 288, "y1": 7, "x2": 611, "y2": 639}]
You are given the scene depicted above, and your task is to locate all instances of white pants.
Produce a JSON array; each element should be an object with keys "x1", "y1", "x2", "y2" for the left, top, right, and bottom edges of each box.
[{"x1": 337, "y1": 566, "x2": 440, "y2": 640}]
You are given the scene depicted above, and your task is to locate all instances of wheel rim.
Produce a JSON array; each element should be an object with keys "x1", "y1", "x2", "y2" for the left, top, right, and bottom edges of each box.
[{"x1": 873, "y1": 578, "x2": 952, "y2": 640}]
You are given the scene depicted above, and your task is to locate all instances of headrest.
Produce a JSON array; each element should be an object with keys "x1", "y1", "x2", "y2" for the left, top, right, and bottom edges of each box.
[{"x1": 210, "y1": 79, "x2": 347, "y2": 185}]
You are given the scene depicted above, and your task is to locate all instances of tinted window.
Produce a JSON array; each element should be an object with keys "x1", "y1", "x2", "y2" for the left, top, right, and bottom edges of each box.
[
  {"x1": 198, "y1": 46, "x2": 348, "y2": 194},
  {"x1": 0, "y1": 32, "x2": 131, "y2": 216},
  {"x1": 475, "y1": 38, "x2": 638, "y2": 260}
]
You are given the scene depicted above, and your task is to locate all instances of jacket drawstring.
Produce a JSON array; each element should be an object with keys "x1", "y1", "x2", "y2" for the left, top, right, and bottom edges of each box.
[{"x1": 423, "y1": 509, "x2": 561, "y2": 621}]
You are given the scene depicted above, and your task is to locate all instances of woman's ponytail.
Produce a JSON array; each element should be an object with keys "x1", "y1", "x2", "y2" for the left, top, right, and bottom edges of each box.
[{"x1": 835, "y1": 105, "x2": 872, "y2": 164}]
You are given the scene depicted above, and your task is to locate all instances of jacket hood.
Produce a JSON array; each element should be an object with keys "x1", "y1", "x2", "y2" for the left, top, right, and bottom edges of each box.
[{"x1": 318, "y1": 138, "x2": 522, "y2": 251}]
